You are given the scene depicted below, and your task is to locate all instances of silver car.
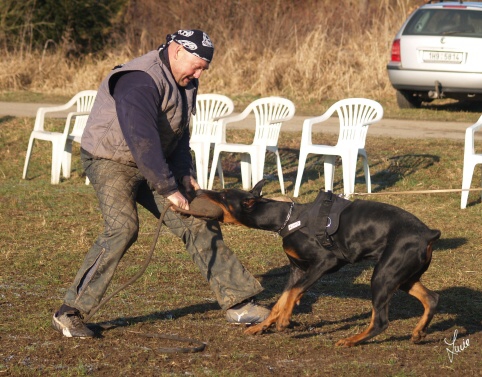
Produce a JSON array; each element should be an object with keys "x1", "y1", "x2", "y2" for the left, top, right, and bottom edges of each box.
[{"x1": 387, "y1": 1, "x2": 482, "y2": 108}]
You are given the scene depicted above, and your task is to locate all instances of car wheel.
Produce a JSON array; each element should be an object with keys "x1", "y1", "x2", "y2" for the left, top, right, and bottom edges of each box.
[{"x1": 396, "y1": 90, "x2": 422, "y2": 109}]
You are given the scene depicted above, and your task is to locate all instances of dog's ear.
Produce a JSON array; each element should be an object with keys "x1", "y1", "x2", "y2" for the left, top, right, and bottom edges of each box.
[
  {"x1": 250, "y1": 180, "x2": 265, "y2": 197},
  {"x1": 242, "y1": 198, "x2": 257, "y2": 210}
]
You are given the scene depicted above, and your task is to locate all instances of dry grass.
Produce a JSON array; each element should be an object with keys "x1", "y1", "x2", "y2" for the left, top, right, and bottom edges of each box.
[{"x1": 0, "y1": 0, "x2": 424, "y2": 103}]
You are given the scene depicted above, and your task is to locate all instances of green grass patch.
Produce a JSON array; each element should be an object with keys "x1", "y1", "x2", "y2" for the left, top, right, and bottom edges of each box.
[{"x1": 0, "y1": 114, "x2": 481, "y2": 376}]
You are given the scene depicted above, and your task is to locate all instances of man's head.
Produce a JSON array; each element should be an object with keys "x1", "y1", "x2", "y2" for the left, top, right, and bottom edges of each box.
[{"x1": 166, "y1": 29, "x2": 214, "y2": 87}]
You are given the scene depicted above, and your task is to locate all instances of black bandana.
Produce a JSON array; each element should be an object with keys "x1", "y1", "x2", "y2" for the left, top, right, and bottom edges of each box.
[{"x1": 166, "y1": 29, "x2": 214, "y2": 62}]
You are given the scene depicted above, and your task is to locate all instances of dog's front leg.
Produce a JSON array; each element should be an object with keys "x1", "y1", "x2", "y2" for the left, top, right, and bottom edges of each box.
[
  {"x1": 244, "y1": 295, "x2": 284, "y2": 335},
  {"x1": 276, "y1": 256, "x2": 340, "y2": 332},
  {"x1": 244, "y1": 287, "x2": 304, "y2": 335},
  {"x1": 245, "y1": 265, "x2": 307, "y2": 335}
]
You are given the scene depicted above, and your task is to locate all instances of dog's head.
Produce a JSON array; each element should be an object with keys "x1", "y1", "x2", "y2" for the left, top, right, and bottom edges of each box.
[{"x1": 196, "y1": 180, "x2": 270, "y2": 227}]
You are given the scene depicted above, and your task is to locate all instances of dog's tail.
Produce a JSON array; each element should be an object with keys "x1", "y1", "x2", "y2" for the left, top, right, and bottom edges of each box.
[
  {"x1": 428, "y1": 229, "x2": 441, "y2": 243},
  {"x1": 423, "y1": 229, "x2": 441, "y2": 266}
]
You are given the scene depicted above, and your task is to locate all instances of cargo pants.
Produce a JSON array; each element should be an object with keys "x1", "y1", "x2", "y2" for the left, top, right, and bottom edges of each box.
[{"x1": 63, "y1": 154, "x2": 263, "y2": 314}]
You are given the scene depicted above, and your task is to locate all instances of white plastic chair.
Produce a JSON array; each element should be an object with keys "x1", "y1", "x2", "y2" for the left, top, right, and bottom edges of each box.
[
  {"x1": 461, "y1": 115, "x2": 482, "y2": 209},
  {"x1": 190, "y1": 94, "x2": 234, "y2": 189},
  {"x1": 22, "y1": 90, "x2": 97, "y2": 184},
  {"x1": 293, "y1": 98, "x2": 383, "y2": 197},
  {"x1": 207, "y1": 97, "x2": 296, "y2": 194}
]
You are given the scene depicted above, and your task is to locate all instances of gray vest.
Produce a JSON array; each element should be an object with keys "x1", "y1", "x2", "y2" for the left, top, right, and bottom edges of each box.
[{"x1": 81, "y1": 49, "x2": 197, "y2": 166}]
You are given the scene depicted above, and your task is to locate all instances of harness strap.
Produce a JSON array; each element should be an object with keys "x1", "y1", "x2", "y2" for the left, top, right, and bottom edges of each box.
[{"x1": 310, "y1": 191, "x2": 336, "y2": 248}]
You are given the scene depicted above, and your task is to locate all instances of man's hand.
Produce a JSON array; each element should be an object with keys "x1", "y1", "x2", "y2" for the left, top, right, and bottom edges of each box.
[
  {"x1": 167, "y1": 191, "x2": 189, "y2": 210},
  {"x1": 166, "y1": 176, "x2": 199, "y2": 211}
]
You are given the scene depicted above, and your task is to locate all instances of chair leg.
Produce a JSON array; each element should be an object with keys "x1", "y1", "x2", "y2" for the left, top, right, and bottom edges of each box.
[
  {"x1": 216, "y1": 160, "x2": 224, "y2": 188},
  {"x1": 202, "y1": 142, "x2": 212, "y2": 190},
  {"x1": 193, "y1": 149, "x2": 205, "y2": 189},
  {"x1": 240, "y1": 154, "x2": 252, "y2": 190},
  {"x1": 343, "y1": 150, "x2": 358, "y2": 197},
  {"x1": 480, "y1": 175, "x2": 482, "y2": 204},
  {"x1": 22, "y1": 136, "x2": 35, "y2": 180},
  {"x1": 51, "y1": 140, "x2": 62, "y2": 185},
  {"x1": 360, "y1": 151, "x2": 371, "y2": 193},
  {"x1": 62, "y1": 140, "x2": 73, "y2": 179},
  {"x1": 208, "y1": 148, "x2": 221, "y2": 190},
  {"x1": 343, "y1": 151, "x2": 358, "y2": 197},
  {"x1": 252, "y1": 147, "x2": 267, "y2": 190},
  {"x1": 324, "y1": 155, "x2": 336, "y2": 192},
  {"x1": 293, "y1": 151, "x2": 308, "y2": 197},
  {"x1": 461, "y1": 160, "x2": 476, "y2": 209},
  {"x1": 274, "y1": 149, "x2": 285, "y2": 195}
]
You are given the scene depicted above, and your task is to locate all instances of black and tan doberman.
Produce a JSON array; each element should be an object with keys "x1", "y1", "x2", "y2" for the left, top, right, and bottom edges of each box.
[{"x1": 198, "y1": 180, "x2": 441, "y2": 346}]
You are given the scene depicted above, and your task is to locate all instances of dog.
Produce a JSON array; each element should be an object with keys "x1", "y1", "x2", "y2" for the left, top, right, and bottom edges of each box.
[{"x1": 198, "y1": 180, "x2": 441, "y2": 347}]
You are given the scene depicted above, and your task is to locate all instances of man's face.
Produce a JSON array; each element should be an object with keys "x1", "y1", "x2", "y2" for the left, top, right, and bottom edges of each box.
[{"x1": 170, "y1": 44, "x2": 210, "y2": 87}]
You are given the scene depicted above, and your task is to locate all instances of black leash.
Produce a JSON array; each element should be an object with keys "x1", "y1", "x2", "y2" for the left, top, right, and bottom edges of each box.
[
  {"x1": 83, "y1": 203, "x2": 206, "y2": 353},
  {"x1": 128, "y1": 331, "x2": 206, "y2": 354}
]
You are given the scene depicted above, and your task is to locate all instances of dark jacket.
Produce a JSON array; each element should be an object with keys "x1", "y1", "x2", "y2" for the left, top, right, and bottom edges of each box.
[{"x1": 81, "y1": 48, "x2": 197, "y2": 195}]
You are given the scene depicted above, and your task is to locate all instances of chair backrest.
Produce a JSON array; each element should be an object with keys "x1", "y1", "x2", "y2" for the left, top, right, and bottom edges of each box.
[
  {"x1": 332, "y1": 98, "x2": 383, "y2": 149},
  {"x1": 191, "y1": 94, "x2": 234, "y2": 143},
  {"x1": 248, "y1": 97, "x2": 296, "y2": 147},
  {"x1": 68, "y1": 90, "x2": 98, "y2": 140}
]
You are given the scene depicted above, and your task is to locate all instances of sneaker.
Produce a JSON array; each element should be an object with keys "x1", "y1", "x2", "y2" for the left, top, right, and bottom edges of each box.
[
  {"x1": 225, "y1": 301, "x2": 270, "y2": 324},
  {"x1": 52, "y1": 310, "x2": 95, "y2": 338}
]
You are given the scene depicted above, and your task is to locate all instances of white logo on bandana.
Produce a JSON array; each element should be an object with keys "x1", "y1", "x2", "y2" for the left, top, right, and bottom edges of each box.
[
  {"x1": 177, "y1": 30, "x2": 194, "y2": 37},
  {"x1": 202, "y1": 33, "x2": 213, "y2": 48}
]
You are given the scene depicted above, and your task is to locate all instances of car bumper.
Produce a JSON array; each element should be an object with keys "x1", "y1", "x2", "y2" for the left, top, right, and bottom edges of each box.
[{"x1": 387, "y1": 64, "x2": 482, "y2": 93}]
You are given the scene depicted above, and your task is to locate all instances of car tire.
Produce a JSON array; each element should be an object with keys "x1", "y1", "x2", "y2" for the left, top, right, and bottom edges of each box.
[{"x1": 396, "y1": 90, "x2": 422, "y2": 109}]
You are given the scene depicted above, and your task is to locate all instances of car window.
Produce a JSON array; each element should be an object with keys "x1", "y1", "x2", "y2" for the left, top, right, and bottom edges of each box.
[{"x1": 403, "y1": 9, "x2": 482, "y2": 37}]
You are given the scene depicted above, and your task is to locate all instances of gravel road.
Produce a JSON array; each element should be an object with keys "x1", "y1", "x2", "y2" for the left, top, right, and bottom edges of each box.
[{"x1": 0, "y1": 101, "x2": 475, "y2": 140}]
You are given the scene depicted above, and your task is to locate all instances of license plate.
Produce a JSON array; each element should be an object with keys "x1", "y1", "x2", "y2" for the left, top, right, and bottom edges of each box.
[{"x1": 422, "y1": 50, "x2": 463, "y2": 63}]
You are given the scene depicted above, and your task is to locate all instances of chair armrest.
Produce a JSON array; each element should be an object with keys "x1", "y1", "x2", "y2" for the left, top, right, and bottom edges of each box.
[
  {"x1": 217, "y1": 111, "x2": 252, "y2": 126},
  {"x1": 62, "y1": 111, "x2": 91, "y2": 136},
  {"x1": 466, "y1": 115, "x2": 482, "y2": 134},
  {"x1": 465, "y1": 115, "x2": 482, "y2": 155},
  {"x1": 215, "y1": 109, "x2": 255, "y2": 143},
  {"x1": 38, "y1": 104, "x2": 75, "y2": 114},
  {"x1": 267, "y1": 112, "x2": 295, "y2": 125},
  {"x1": 299, "y1": 108, "x2": 337, "y2": 146},
  {"x1": 66, "y1": 111, "x2": 90, "y2": 117},
  {"x1": 33, "y1": 105, "x2": 78, "y2": 131},
  {"x1": 212, "y1": 114, "x2": 235, "y2": 122}
]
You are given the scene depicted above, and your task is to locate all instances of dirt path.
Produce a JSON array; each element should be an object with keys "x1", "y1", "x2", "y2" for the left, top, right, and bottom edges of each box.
[{"x1": 0, "y1": 101, "x2": 474, "y2": 140}]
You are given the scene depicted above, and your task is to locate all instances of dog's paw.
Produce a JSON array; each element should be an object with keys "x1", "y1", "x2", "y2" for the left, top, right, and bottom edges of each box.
[
  {"x1": 244, "y1": 324, "x2": 266, "y2": 335},
  {"x1": 335, "y1": 338, "x2": 357, "y2": 347},
  {"x1": 275, "y1": 319, "x2": 290, "y2": 332},
  {"x1": 410, "y1": 331, "x2": 427, "y2": 344}
]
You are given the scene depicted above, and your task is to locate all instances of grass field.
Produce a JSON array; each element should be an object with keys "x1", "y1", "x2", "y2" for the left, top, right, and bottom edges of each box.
[{"x1": 0, "y1": 113, "x2": 481, "y2": 376}]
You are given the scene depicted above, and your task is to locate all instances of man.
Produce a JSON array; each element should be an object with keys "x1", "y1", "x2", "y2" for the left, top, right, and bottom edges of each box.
[{"x1": 52, "y1": 29, "x2": 269, "y2": 338}]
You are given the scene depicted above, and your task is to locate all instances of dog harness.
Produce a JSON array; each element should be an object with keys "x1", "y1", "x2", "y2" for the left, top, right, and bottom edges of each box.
[{"x1": 278, "y1": 190, "x2": 353, "y2": 257}]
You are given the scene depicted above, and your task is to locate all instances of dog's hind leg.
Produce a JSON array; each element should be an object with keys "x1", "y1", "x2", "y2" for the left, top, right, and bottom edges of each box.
[
  {"x1": 335, "y1": 304, "x2": 391, "y2": 347},
  {"x1": 336, "y1": 265, "x2": 398, "y2": 347},
  {"x1": 400, "y1": 280, "x2": 439, "y2": 343},
  {"x1": 400, "y1": 241, "x2": 439, "y2": 343}
]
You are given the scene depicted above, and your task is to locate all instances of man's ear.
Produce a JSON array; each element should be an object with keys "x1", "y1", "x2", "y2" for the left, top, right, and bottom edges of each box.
[
  {"x1": 250, "y1": 180, "x2": 266, "y2": 197},
  {"x1": 171, "y1": 43, "x2": 184, "y2": 61}
]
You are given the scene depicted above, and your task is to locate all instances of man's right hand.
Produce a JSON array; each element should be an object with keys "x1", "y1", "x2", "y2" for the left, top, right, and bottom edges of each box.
[{"x1": 167, "y1": 191, "x2": 189, "y2": 211}]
